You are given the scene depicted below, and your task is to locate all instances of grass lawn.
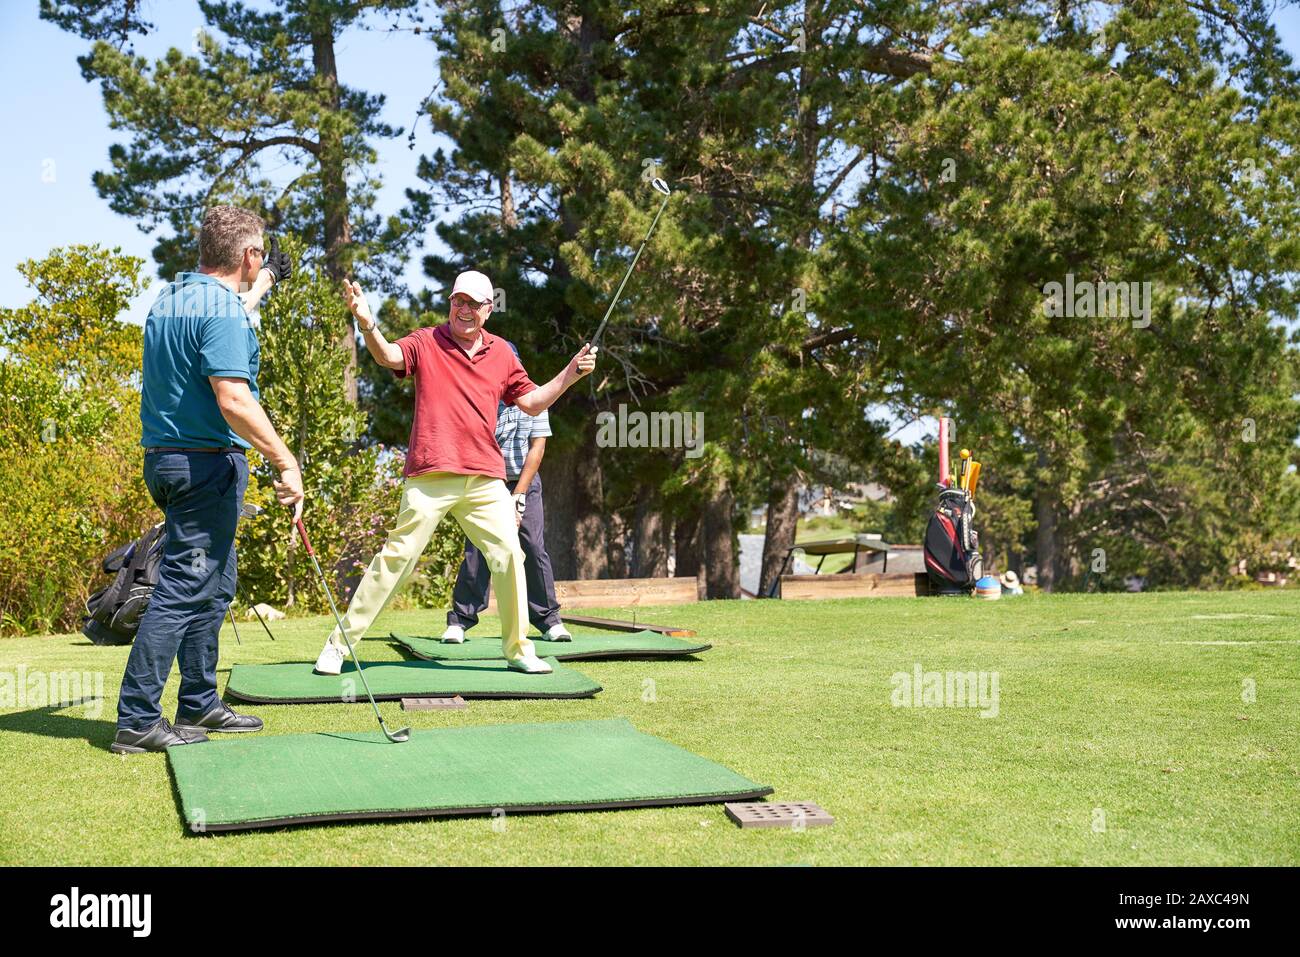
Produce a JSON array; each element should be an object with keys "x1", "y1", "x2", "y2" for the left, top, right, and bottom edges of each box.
[{"x1": 1, "y1": 590, "x2": 1297, "y2": 866}]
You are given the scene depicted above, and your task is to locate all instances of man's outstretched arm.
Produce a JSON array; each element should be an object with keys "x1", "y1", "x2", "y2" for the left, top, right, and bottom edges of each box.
[
  {"x1": 343, "y1": 280, "x2": 405, "y2": 370},
  {"x1": 515, "y1": 343, "x2": 597, "y2": 416}
]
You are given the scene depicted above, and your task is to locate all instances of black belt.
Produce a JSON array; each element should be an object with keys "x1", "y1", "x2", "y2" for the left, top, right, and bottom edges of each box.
[{"x1": 145, "y1": 446, "x2": 245, "y2": 454}]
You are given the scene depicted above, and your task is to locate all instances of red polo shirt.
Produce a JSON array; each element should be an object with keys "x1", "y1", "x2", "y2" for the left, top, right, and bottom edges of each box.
[{"x1": 394, "y1": 324, "x2": 537, "y2": 480}]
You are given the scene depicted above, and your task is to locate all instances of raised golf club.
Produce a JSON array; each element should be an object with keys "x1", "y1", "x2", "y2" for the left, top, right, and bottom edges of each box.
[
  {"x1": 589, "y1": 176, "x2": 673, "y2": 349},
  {"x1": 293, "y1": 515, "x2": 410, "y2": 743}
]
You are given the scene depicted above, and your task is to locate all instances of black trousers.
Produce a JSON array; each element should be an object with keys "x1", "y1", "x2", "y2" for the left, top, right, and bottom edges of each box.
[{"x1": 447, "y1": 474, "x2": 562, "y2": 632}]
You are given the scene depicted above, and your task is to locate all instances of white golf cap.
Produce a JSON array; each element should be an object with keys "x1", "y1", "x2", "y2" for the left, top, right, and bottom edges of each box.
[{"x1": 450, "y1": 270, "x2": 494, "y2": 305}]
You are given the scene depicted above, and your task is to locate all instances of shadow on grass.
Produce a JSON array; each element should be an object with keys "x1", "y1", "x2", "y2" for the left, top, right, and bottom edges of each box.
[{"x1": 0, "y1": 698, "x2": 115, "y2": 748}]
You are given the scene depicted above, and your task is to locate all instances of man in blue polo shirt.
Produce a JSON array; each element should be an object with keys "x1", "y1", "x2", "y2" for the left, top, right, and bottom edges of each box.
[
  {"x1": 440, "y1": 341, "x2": 570, "y2": 644},
  {"x1": 112, "y1": 205, "x2": 303, "y2": 754}
]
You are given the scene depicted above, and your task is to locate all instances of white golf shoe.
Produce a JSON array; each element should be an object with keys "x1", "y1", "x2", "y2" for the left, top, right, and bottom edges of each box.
[
  {"x1": 314, "y1": 641, "x2": 346, "y2": 676},
  {"x1": 506, "y1": 653, "x2": 553, "y2": 675},
  {"x1": 541, "y1": 624, "x2": 572, "y2": 642},
  {"x1": 440, "y1": 624, "x2": 466, "y2": 644}
]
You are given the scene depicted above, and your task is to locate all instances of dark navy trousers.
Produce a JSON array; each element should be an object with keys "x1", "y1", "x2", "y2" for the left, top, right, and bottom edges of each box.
[
  {"x1": 447, "y1": 475, "x2": 562, "y2": 632},
  {"x1": 116, "y1": 450, "x2": 248, "y2": 731}
]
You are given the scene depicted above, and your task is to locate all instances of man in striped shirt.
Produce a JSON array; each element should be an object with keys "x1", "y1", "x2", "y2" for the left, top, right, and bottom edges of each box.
[{"x1": 441, "y1": 341, "x2": 570, "y2": 644}]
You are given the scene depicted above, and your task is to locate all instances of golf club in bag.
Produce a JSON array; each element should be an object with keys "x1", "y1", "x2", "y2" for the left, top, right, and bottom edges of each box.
[
  {"x1": 294, "y1": 516, "x2": 410, "y2": 743},
  {"x1": 589, "y1": 177, "x2": 673, "y2": 349}
]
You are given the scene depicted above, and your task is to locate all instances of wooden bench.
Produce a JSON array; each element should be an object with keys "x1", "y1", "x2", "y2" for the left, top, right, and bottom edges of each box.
[
  {"x1": 778, "y1": 572, "x2": 931, "y2": 600},
  {"x1": 486, "y1": 576, "x2": 700, "y2": 611}
]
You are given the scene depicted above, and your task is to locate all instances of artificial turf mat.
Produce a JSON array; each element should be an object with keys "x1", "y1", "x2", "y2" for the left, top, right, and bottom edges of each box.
[
  {"x1": 224, "y1": 657, "x2": 600, "y2": 704},
  {"x1": 391, "y1": 629, "x2": 712, "y2": 661},
  {"x1": 167, "y1": 718, "x2": 773, "y2": 832}
]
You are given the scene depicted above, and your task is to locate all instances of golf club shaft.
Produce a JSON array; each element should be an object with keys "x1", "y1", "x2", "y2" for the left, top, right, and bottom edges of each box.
[
  {"x1": 232, "y1": 542, "x2": 276, "y2": 641},
  {"x1": 227, "y1": 606, "x2": 241, "y2": 644},
  {"x1": 590, "y1": 191, "x2": 671, "y2": 349},
  {"x1": 241, "y1": 588, "x2": 278, "y2": 641},
  {"x1": 294, "y1": 517, "x2": 406, "y2": 741}
]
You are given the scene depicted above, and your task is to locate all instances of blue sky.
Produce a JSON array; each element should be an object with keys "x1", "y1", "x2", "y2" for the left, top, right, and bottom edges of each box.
[
  {"x1": 0, "y1": 0, "x2": 450, "y2": 322},
  {"x1": 3, "y1": 0, "x2": 1300, "y2": 361}
]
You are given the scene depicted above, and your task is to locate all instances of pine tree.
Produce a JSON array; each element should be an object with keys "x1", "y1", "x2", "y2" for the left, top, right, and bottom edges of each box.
[
  {"x1": 42, "y1": 0, "x2": 425, "y2": 402},
  {"x1": 825, "y1": 1, "x2": 1300, "y2": 588}
]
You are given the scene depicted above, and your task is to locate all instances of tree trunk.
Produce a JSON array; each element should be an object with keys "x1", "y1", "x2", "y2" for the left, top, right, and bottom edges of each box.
[
  {"x1": 285, "y1": 407, "x2": 309, "y2": 608},
  {"x1": 701, "y1": 480, "x2": 740, "y2": 599},
  {"x1": 573, "y1": 438, "x2": 607, "y2": 581},
  {"x1": 632, "y1": 495, "x2": 668, "y2": 577},
  {"x1": 607, "y1": 511, "x2": 628, "y2": 579},
  {"x1": 1035, "y1": 447, "x2": 1059, "y2": 592},
  {"x1": 310, "y1": 18, "x2": 357, "y2": 404},
  {"x1": 500, "y1": 173, "x2": 517, "y2": 230},
  {"x1": 674, "y1": 509, "x2": 703, "y2": 598},
  {"x1": 1064, "y1": 499, "x2": 1082, "y2": 584},
  {"x1": 542, "y1": 449, "x2": 576, "y2": 581},
  {"x1": 759, "y1": 479, "x2": 799, "y2": 596},
  {"x1": 542, "y1": 432, "x2": 607, "y2": 580}
]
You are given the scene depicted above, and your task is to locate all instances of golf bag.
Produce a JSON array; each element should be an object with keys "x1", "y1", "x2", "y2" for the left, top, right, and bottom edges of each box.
[
  {"x1": 82, "y1": 523, "x2": 166, "y2": 646},
  {"x1": 924, "y1": 488, "x2": 982, "y2": 594}
]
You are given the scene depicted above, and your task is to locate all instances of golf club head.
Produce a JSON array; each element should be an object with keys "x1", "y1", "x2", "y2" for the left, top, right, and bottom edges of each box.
[
  {"x1": 240, "y1": 502, "x2": 263, "y2": 519},
  {"x1": 387, "y1": 726, "x2": 411, "y2": 743},
  {"x1": 651, "y1": 177, "x2": 671, "y2": 195}
]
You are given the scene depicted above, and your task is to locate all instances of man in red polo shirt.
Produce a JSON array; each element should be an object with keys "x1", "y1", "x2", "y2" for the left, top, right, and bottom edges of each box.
[{"x1": 313, "y1": 270, "x2": 596, "y2": 675}]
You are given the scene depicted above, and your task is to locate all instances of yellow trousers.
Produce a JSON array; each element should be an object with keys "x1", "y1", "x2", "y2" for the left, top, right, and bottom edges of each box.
[{"x1": 327, "y1": 471, "x2": 535, "y2": 662}]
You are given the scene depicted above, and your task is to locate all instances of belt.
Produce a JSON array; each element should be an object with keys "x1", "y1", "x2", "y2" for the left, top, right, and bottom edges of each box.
[{"x1": 145, "y1": 446, "x2": 245, "y2": 454}]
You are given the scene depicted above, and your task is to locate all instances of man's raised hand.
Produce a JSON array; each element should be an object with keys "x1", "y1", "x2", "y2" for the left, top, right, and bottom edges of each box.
[
  {"x1": 569, "y1": 342, "x2": 598, "y2": 379},
  {"x1": 343, "y1": 279, "x2": 374, "y2": 329},
  {"x1": 261, "y1": 236, "x2": 293, "y2": 285}
]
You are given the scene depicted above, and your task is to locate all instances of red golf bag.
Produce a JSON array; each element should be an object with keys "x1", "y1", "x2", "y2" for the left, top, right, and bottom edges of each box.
[{"x1": 924, "y1": 488, "x2": 982, "y2": 594}]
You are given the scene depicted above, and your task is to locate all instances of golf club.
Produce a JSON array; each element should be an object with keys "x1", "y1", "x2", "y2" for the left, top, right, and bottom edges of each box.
[
  {"x1": 589, "y1": 176, "x2": 673, "y2": 349},
  {"x1": 294, "y1": 516, "x2": 410, "y2": 743}
]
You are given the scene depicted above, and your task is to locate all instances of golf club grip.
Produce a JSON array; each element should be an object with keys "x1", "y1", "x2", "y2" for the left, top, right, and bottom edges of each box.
[{"x1": 294, "y1": 518, "x2": 315, "y2": 557}]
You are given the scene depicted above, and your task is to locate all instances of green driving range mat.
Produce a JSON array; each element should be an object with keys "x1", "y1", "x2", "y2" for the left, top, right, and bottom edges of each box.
[
  {"x1": 224, "y1": 657, "x2": 599, "y2": 704},
  {"x1": 167, "y1": 718, "x2": 772, "y2": 832},
  {"x1": 391, "y1": 629, "x2": 711, "y2": 661}
]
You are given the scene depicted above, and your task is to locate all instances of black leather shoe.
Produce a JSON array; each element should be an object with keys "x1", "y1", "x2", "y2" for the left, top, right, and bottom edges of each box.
[
  {"x1": 174, "y1": 701, "x2": 263, "y2": 734},
  {"x1": 111, "y1": 718, "x2": 208, "y2": 754}
]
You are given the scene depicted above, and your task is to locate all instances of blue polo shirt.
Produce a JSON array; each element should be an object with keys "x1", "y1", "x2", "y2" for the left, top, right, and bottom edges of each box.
[{"x1": 140, "y1": 272, "x2": 260, "y2": 449}]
